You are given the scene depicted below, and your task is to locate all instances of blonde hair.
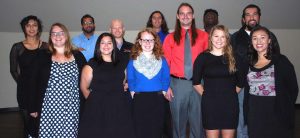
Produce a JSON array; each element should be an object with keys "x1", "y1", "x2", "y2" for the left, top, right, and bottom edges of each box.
[
  {"x1": 208, "y1": 25, "x2": 236, "y2": 73},
  {"x1": 48, "y1": 23, "x2": 74, "y2": 58}
]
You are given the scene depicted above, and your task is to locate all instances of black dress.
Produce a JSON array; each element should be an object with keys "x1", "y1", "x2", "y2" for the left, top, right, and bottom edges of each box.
[
  {"x1": 193, "y1": 52, "x2": 242, "y2": 129},
  {"x1": 9, "y1": 41, "x2": 47, "y2": 137},
  {"x1": 78, "y1": 58, "x2": 135, "y2": 138}
]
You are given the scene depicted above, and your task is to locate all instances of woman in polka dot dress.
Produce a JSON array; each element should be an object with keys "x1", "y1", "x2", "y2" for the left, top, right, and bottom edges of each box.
[{"x1": 33, "y1": 23, "x2": 86, "y2": 137}]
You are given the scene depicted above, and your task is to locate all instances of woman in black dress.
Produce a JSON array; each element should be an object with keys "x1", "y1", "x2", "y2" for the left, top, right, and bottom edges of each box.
[
  {"x1": 193, "y1": 25, "x2": 243, "y2": 138},
  {"x1": 245, "y1": 26, "x2": 298, "y2": 138},
  {"x1": 9, "y1": 15, "x2": 47, "y2": 138},
  {"x1": 78, "y1": 33, "x2": 135, "y2": 138}
]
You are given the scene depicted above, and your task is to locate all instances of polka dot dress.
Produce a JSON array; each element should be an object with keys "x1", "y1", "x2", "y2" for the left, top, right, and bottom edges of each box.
[{"x1": 39, "y1": 60, "x2": 80, "y2": 138}]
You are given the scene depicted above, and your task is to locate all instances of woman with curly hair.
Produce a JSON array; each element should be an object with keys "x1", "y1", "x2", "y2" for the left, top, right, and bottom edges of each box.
[{"x1": 127, "y1": 28, "x2": 170, "y2": 138}]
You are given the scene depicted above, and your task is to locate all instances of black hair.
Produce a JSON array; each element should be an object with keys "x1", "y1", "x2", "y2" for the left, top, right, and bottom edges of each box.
[
  {"x1": 248, "y1": 26, "x2": 280, "y2": 65},
  {"x1": 242, "y1": 4, "x2": 261, "y2": 18},
  {"x1": 20, "y1": 15, "x2": 43, "y2": 37},
  {"x1": 81, "y1": 14, "x2": 95, "y2": 25},
  {"x1": 204, "y1": 9, "x2": 218, "y2": 17},
  {"x1": 93, "y1": 32, "x2": 119, "y2": 65}
]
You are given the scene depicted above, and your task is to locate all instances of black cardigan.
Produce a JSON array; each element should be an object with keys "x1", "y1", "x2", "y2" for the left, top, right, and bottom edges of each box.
[
  {"x1": 244, "y1": 54, "x2": 299, "y2": 129},
  {"x1": 31, "y1": 49, "x2": 86, "y2": 114}
]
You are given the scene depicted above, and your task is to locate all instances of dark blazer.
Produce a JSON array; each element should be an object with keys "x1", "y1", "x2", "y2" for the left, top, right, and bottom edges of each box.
[
  {"x1": 119, "y1": 39, "x2": 133, "y2": 53},
  {"x1": 32, "y1": 49, "x2": 86, "y2": 114},
  {"x1": 231, "y1": 26, "x2": 280, "y2": 86},
  {"x1": 244, "y1": 54, "x2": 299, "y2": 129}
]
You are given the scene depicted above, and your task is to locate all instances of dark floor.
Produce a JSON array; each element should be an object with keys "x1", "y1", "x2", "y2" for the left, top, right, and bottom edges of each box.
[{"x1": 0, "y1": 108, "x2": 300, "y2": 138}]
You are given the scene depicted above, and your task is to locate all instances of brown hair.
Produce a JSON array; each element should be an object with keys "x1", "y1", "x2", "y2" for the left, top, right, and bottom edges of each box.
[
  {"x1": 131, "y1": 28, "x2": 164, "y2": 60},
  {"x1": 48, "y1": 23, "x2": 74, "y2": 58},
  {"x1": 208, "y1": 25, "x2": 236, "y2": 73},
  {"x1": 174, "y1": 3, "x2": 198, "y2": 46}
]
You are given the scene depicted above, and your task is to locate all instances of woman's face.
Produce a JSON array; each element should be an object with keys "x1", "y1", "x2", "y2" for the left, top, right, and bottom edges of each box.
[
  {"x1": 251, "y1": 29, "x2": 271, "y2": 54},
  {"x1": 100, "y1": 36, "x2": 114, "y2": 56},
  {"x1": 211, "y1": 29, "x2": 226, "y2": 50},
  {"x1": 50, "y1": 26, "x2": 66, "y2": 48},
  {"x1": 139, "y1": 32, "x2": 155, "y2": 53},
  {"x1": 25, "y1": 19, "x2": 39, "y2": 37}
]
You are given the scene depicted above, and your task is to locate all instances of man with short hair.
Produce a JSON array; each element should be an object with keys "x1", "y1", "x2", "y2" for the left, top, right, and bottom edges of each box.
[
  {"x1": 203, "y1": 9, "x2": 219, "y2": 34},
  {"x1": 231, "y1": 4, "x2": 279, "y2": 138},
  {"x1": 109, "y1": 19, "x2": 133, "y2": 54},
  {"x1": 163, "y1": 3, "x2": 208, "y2": 138},
  {"x1": 72, "y1": 14, "x2": 98, "y2": 61}
]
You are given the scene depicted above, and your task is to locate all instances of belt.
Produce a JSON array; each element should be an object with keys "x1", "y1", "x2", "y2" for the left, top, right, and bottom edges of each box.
[
  {"x1": 171, "y1": 75, "x2": 192, "y2": 80},
  {"x1": 134, "y1": 91, "x2": 163, "y2": 95}
]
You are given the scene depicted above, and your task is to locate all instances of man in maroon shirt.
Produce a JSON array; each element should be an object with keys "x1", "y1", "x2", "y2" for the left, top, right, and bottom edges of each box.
[{"x1": 163, "y1": 3, "x2": 208, "y2": 138}]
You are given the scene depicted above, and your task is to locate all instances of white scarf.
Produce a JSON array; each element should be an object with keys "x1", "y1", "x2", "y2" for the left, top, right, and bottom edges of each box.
[{"x1": 133, "y1": 52, "x2": 162, "y2": 79}]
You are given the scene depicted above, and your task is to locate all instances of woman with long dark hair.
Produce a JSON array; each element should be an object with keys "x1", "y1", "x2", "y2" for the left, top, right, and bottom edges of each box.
[
  {"x1": 78, "y1": 33, "x2": 135, "y2": 138},
  {"x1": 245, "y1": 26, "x2": 298, "y2": 138}
]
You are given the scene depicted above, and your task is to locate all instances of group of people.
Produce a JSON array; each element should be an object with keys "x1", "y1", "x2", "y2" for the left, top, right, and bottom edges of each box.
[{"x1": 9, "y1": 2, "x2": 298, "y2": 138}]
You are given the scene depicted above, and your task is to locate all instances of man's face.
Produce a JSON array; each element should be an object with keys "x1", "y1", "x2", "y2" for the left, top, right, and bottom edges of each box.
[
  {"x1": 110, "y1": 21, "x2": 124, "y2": 39},
  {"x1": 177, "y1": 5, "x2": 194, "y2": 28},
  {"x1": 152, "y1": 13, "x2": 163, "y2": 29},
  {"x1": 243, "y1": 7, "x2": 260, "y2": 31},
  {"x1": 204, "y1": 12, "x2": 218, "y2": 26},
  {"x1": 81, "y1": 17, "x2": 95, "y2": 34}
]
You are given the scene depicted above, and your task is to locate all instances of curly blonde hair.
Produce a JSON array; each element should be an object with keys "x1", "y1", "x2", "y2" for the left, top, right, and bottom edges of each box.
[{"x1": 131, "y1": 28, "x2": 164, "y2": 60}]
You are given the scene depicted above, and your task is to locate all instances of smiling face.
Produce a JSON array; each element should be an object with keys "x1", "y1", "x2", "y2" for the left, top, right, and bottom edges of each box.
[
  {"x1": 211, "y1": 29, "x2": 226, "y2": 51},
  {"x1": 152, "y1": 12, "x2": 162, "y2": 29},
  {"x1": 177, "y1": 5, "x2": 194, "y2": 28},
  {"x1": 110, "y1": 20, "x2": 124, "y2": 39},
  {"x1": 251, "y1": 29, "x2": 271, "y2": 55},
  {"x1": 51, "y1": 25, "x2": 66, "y2": 48},
  {"x1": 139, "y1": 32, "x2": 155, "y2": 53},
  {"x1": 25, "y1": 19, "x2": 39, "y2": 37},
  {"x1": 243, "y1": 7, "x2": 260, "y2": 31},
  {"x1": 99, "y1": 36, "x2": 114, "y2": 56}
]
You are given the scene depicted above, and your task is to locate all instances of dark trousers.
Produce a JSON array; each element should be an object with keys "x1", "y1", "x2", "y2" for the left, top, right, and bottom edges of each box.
[
  {"x1": 20, "y1": 109, "x2": 39, "y2": 138},
  {"x1": 162, "y1": 99, "x2": 173, "y2": 138},
  {"x1": 133, "y1": 92, "x2": 165, "y2": 138}
]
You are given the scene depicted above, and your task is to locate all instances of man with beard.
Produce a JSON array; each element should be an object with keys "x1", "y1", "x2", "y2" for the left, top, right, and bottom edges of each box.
[
  {"x1": 72, "y1": 14, "x2": 98, "y2": 61},
  {"x1": 203, "y1": 9, "x2": 219, "y2": 34},
  {"x1": 231, "y1": 4, "x2": 279, "y2": 138}
]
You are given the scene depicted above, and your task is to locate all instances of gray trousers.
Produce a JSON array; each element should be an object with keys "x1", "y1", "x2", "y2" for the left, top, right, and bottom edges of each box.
[
  {"x1": 237, "y1": 88, "x2": 248, "y2": 138},
  {"x1": 169, "y1": 77, "x2": 204, "y2": 138}
]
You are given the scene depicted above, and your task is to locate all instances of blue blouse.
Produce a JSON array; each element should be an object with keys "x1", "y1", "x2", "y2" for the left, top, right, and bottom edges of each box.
[{"x1": 127, "y1": 57, "x2": 170, "y2": 92}]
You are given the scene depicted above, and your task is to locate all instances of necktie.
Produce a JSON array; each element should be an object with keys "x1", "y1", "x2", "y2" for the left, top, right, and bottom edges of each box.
[{"x1": 184, "y1": 29, "x2": 192, "y2": 80}]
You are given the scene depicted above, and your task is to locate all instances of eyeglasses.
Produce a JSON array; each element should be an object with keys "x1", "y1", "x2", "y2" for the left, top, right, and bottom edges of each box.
[
  {"x1": 140, "y1": 39, "x2": 155, "y2": 44},
  {"x1": 51, "y1": 31, "x2": 65, "y2": 37},
  {"x1": 83, "y1": 21, "x2": 94, "y2": 25}
]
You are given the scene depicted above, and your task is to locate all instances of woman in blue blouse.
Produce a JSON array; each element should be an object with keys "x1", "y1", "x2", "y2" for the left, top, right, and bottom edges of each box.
[{"x1": 127, "y1": 28, "x2": 170, "y2": 138}]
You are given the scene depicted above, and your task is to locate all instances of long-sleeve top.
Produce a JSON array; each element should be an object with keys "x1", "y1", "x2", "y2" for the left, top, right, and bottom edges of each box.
[
  {"x1": 244, "y1": 54, "x2": 298, "y2": 129},
  {"x1": 231, "y1": 26, "x2": 279, "y2": 86},
  {"x1": 9, "y1": 41, "x2": 48, "y2": 110},
  {"x1": 157, "y1": 30, "x2": 168, "y2": 44},
  {"x1": 163, "y1": 28, "x2": 208, "y2": 77},
  {"x1": 72, "y1": 33, "x2": 98, "y2": 61},
  {"x1": 127, "y1": 57, "x2": 170, "y2": 92}
]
